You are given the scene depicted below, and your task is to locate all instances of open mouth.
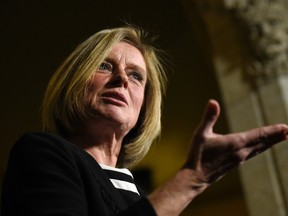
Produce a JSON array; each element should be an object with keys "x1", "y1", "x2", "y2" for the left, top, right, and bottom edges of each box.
[{"x1": 101, "y1": 92, "x2": 128, "y2": 105}]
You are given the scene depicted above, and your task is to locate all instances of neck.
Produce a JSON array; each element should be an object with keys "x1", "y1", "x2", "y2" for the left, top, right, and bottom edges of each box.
[
  {"x1": 70, "y1": 118, "x2": 129, "y2": 167},
  {"x1": 84, "y1": 139, "x2": 120, "y2": 167}
]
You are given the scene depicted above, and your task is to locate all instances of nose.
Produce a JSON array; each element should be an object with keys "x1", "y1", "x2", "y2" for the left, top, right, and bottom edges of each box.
[{"x1": 109, "y1": 69, "x2": 128, "y2": 89}]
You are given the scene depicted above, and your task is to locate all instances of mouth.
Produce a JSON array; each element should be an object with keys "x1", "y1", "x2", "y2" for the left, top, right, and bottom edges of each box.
[{"x1": 101, "y1": 92, "x2": 128, "y2": 105}]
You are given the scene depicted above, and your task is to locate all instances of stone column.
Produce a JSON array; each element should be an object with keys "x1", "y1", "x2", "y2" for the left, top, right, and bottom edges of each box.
[{"x1": 182, "y1": 0, "x2": 288, "y2": 215}]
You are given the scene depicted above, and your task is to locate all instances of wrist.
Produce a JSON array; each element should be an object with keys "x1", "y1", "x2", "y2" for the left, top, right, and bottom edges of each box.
[
  {"x1": 178, "y1": 167, "x2": 209, "y2": 196},
  {"x1": 148, "y1": 168, "x2": 209, "y2": 216}
]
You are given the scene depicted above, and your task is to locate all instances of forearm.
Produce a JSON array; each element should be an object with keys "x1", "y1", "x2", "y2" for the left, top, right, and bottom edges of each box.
[{"x1": 147, "y1": 168, "x2": 209, "y2": 216}]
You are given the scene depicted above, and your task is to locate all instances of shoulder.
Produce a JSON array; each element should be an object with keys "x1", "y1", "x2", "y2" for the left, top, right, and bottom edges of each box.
[
  {"x1": 14, "y1": 132, "x2": 78, "y2": 154},
  {"x1": 10, "y1": 132, "x2": 103, "y2": 172},
  {"x1": 16, "y1": 131, "x2": 71, "y2": 146},
  {"x1": 8, "y1": 132, "x2": 84, "y2": 169},
  {"x1": 5, "y1": 132, "x2": 95, "y2": 186},
  {"x1": 3, "y1": 132, "x2": 91, "y2": 215}
]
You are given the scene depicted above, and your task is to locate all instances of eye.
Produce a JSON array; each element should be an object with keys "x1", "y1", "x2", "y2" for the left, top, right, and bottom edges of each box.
[
  {"x1": 129, "y1": 71, "x2": 144, "y2": 83},
  {"x1": 98, "y1": 61, "x2": 113, "y2": 72}
]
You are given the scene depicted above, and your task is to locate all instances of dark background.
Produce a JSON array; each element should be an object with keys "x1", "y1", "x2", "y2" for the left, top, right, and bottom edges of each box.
[{"x1": 0, "y1": 1, "x2": 248, "y2": 215}]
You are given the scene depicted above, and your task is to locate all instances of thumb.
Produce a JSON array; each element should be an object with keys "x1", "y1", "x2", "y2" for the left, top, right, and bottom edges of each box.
[{"x1": 196, "y1": 99, "x2": 220, "y2": 136}]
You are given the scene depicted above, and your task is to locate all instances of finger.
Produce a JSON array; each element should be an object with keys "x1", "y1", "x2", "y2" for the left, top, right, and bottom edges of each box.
[
  {"x1": 186, "y1": 100, "x2": 220, "y2": 169},
  {"x1": 244, "y1": 124, "x2": 288, "y2": 147},
  {"x1": 196, "y1": 99, "x2": 221, "y2": 136},
  {"x1": 241, "y1": 124, "x2": 288, "y2": 159}
]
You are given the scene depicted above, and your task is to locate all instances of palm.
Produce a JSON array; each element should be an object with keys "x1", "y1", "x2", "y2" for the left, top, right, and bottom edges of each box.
[{"x1": 185, "y1": 100, "x2": 288, "y2": 183}]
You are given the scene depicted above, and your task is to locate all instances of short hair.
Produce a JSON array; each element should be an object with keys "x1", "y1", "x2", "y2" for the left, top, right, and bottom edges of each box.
[{"x1": 42, "y1": 25, "x2": 167, "y2": 168}]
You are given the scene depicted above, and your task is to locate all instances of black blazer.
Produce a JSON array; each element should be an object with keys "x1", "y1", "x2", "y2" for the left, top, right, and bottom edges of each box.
[{"x1": 1, "y1": 132, "x2": 156, "y2": 216}]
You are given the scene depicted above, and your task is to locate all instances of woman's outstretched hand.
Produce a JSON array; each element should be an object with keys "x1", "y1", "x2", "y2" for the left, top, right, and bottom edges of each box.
[
  {"x1": 185, "y1": 99, "x2": 288, "y2": 183},
  {"x1": 148, "y1": 99, "x2": 288, "y2": 216}
]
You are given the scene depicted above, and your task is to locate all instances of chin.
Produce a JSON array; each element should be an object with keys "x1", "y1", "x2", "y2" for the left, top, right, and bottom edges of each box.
[{"x1": 92, "y1": 106, "x2": 138, "y2": 129}]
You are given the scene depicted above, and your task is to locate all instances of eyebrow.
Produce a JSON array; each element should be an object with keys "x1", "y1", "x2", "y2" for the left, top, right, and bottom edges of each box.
[
  {"x1": 128, "y1": 63, "x2": 146, "y2": 74},
  {"x1": 104, "y1": 57, "x2": 147, "y2": 77}
]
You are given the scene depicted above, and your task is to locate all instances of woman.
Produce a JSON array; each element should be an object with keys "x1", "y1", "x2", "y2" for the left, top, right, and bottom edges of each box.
[{"x1": 2, "y1": 25, "x2": 288, "y2": 216}]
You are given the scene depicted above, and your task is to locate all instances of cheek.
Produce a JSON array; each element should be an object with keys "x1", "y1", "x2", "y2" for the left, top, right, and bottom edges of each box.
[
  {"x1": 133, "y1": 89, "x2": 145, "y2": 112},
  {"x1": 89, "y1": 74, "x2": 106, "y2": 90},
  {"x1": 85, "y1": 75, "x2": 105, "y2": 105}
]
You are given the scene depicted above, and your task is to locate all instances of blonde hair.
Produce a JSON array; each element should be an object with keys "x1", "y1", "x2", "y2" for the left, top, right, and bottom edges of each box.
[{"x1": 42, "y1": 26, "x2": 167, "y2": 168}]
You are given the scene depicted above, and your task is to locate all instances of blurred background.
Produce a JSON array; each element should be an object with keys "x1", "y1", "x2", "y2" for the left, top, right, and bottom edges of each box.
[{"x1": 0, "y1": 0, "x2": 249, "y2": 215}]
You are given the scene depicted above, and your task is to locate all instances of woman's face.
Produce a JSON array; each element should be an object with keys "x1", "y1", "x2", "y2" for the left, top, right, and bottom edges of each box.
[{"x1": 86, "y1": 41, "x2": 147, "y2": 133}]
